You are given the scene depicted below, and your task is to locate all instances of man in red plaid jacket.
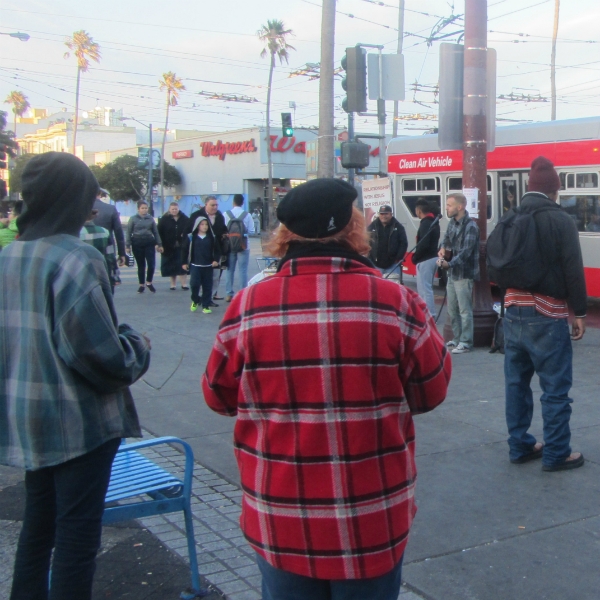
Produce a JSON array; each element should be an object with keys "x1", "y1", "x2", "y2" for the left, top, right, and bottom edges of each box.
[{"x1": 202, "y1": 178, "x2": 451, "y2": 600}]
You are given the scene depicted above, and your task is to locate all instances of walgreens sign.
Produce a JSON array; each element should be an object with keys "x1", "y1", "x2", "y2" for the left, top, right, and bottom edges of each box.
[{"x1": 200, "y1": 139, "x2": 258, "y2": 161}]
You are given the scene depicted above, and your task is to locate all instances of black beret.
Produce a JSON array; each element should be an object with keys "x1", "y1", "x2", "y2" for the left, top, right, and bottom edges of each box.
[{"x1": 277, "y1": 178, "x2": 357, "y2": 239}]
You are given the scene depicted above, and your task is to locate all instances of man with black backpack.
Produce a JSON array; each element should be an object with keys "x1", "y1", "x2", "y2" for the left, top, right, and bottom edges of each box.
[
  {"x1": 224, "y1": 193, "x2": 255, "y2": 302},
  {"x1": 490, "y1": 156, "x2": 586, "y2": 472}
]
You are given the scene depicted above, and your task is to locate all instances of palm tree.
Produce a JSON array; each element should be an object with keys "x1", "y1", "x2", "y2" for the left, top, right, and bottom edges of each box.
[
  {"x1": 158, "y1": 72, "x2": 185, "y2": 212},
  {"x1": 64, "y1": 30, "x2": 101, "y2": 154},
  {"x1": 4, "y1": 90, "x2": 30, "y2": 141},
  {"x1": 257, "y1": 20, "x2": 295, "y2": 228}
]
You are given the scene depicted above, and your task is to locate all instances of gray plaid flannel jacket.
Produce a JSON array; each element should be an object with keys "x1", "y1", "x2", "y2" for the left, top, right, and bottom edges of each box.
[{"x1": 441, "y1": 214, "x2": 480, "y2": 281}]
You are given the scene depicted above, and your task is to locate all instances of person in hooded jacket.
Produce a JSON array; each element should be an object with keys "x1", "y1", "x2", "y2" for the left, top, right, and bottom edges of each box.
[
  {"x1": 367, "y1": 205, "x2": 408, "y2": 277},
  {"x1": 412, "y1": 199, "x2": 440, "y2": 316},
  {"x1": 0, "y1": 152, "x2": 151, "y2": 600},
  {"x1": 182, "y1": 215, "x2": 221, "y2": 314}
]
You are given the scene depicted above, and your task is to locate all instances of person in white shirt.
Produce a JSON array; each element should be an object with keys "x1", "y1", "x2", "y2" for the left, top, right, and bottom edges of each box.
[{"x1": 223, "y1": 194, "x2": 255, "y2": 301}]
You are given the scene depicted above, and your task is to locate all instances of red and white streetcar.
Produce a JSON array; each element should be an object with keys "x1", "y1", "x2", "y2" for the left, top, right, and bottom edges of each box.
[{"x1": 387, "y1": 117, "x2": 600, "y2": 297}]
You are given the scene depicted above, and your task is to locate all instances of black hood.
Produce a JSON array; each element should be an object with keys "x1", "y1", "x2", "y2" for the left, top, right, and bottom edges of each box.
[{"x1": 17, "y1": 152, "x2": 99, "y2": 241}]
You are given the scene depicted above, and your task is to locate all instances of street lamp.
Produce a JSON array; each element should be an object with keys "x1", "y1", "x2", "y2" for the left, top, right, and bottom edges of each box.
[
  {"x1": 120, "y1": 116, "x2": 159, "y2": 214},
  {"x1": 0, "y1": 32, "x2": 30, "y2": 42}
]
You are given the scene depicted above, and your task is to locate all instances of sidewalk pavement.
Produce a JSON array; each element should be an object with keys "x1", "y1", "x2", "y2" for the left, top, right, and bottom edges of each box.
[{"x1": 2, "y1": 237, "x2": 600, "y2": 599}]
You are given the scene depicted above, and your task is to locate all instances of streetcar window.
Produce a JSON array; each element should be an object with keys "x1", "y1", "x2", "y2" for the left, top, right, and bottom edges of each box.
[
  {"x1": 402, "y1": 195, "x2": 442, "y2": 218},
  {"x1": 403, "y1": 179, "x2": 416, "y2": 192},
  {"x1": 559, "y1": 194, "x2": 600, "y2": 232},
  {"x1": 562, "y1": 172, "x2": 599, "y2": 190},
  {"x1": 418, "y1": 178, "x2": 440, "y2": 192},
  {"x1": 576, "y1": 173, "x2": 598, "y2": 189},
  {"x1": 446, "y1": 176, "x2": 493, "y2": 219}
]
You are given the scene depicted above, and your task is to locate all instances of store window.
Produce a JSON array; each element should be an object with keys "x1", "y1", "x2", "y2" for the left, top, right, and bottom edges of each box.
[
  {"x1": 402, "y1": 177, "x2": 441, "y2": 217},
  {"x1": 559, "y1": 194, "x2": 600, "y2": 232}
]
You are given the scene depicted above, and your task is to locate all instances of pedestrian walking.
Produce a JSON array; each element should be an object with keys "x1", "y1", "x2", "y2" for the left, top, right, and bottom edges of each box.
[
  {"x1": 93, "y1": 190, "x2": 126, "y2": 292},
  {"x1": 182, "y1": 216, "x2": 221, "y2": 314},
  {"x1": 367, "y1": 205, "x2": 408, "y2": 278},
  {"x1": 252, "y1": 208, "x2": 261, "y2": 235},
  {"x1": 80, "y1": 208, "x2": 112, "y2": 280},
  {"x1": 126, "y1": 200, "x2": 163, "y2": 293},
  {"x1": 187, "y1": 196, "x2": 228, "y2": 305},
  {"x1": 0, "y1": 152, "x2": 150, "y2": 600},
  {"x1": 437, "y1": 193, "x2": 480, "y2": 354},
  {"x1": 202, "y1": 178, "x2": 451, "y2": 600},
  {"x1": 0, "y1": 201, "x2": 22, "y2": 249},
  {"x1": 412, "y1": 198, "x2": 441, "y2": 316},
  {"x1": 224, "y1": 193, "x2": 254, "y2": 301},
  {"x1": 500, "y1": 157, "x2": 587, "y2": 471},
  {"x1": 158, "y1": 202, "x2": 190, "y2": 290}
]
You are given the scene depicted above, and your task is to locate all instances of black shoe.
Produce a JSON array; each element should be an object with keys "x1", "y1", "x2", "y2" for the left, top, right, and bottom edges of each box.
[
  {"x1": 209, "y1": 301, "x2": 219, "y2": 307},
  {"x1": 137, "y1": 285, "x2": 145, "y2": 294},
  {"x1": 213, "y1": 295, "x2": 223, "y2": 300},
  {"x1": 542, "y1": 453, "x2": 584, "y2": 472},
  {"x1": 146, "y1": 283, "x2": 156, "y2": 293}
]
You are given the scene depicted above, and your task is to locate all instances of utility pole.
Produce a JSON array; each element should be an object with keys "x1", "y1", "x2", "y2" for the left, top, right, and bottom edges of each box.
[
  {"x1": 462, "y1": 0, "x2": 495, "y2": 346},
  {"x1": 550, "y1": 0, "x2": 560, "y2": 120},
  {"x1": 148, "y1": 124, "x2": 154, "y2": 216},
  {"x1": 392, "y1": 0, "x2": 405, "y2": 138},
  {"x1": 317, "y1": 0, "x2": 336, "y2": 178}
]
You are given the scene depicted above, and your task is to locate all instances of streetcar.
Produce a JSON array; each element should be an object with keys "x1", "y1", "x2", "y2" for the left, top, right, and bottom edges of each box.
[{"x1": 386, "y1": 117, "x2": 600, "y2": 297}]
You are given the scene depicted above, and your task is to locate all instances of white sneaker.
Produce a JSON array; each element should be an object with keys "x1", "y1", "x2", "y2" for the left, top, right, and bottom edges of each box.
[
  {"x1": 452, "y1": 343, "x2": 470, "y2": 354},
  {"x1": 446, "y1": 340, "x2": 458, "y2": 348}
]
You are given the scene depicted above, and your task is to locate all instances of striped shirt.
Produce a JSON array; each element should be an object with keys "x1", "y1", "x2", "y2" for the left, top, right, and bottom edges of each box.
[
  {"x1": 505, "y1": 288, "x2": 569, "y2": 318},
  {"x1": 0, "y1": 234, "x2": 150, "y2": 470},
  {"x1": 202, "y1": 255, "x2": 451, "y2": 580}
]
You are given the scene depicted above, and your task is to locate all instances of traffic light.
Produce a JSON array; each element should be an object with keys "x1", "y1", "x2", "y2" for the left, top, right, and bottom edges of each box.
[
  {"x1": 341, "y1": 142, "x2": 370, "y2": 169},
  {"x1": 341, "y1": 46, "x2": 367, "y2": 114},
  {"x1": 281, "y1": 112, "x2": 293, "y2": 137}
]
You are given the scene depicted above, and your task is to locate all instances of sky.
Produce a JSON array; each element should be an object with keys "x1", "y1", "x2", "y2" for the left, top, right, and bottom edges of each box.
[{"x1": 1, "y1": 0, "x2": 599, "y2": 138}]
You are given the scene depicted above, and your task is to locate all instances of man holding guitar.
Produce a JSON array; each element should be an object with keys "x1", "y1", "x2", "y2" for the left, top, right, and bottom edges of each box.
[{"x1": 437, "y1": 192, "x2": 480, "y2": 354}]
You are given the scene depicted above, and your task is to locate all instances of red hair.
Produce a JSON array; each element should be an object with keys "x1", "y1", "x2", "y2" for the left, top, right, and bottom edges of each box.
[{"x1": 265, "y1": 207, "x2": 371, "y2": 258}]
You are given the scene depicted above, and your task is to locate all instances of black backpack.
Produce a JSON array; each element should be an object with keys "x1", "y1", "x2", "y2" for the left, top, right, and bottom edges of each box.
[
  {"x1": 486, "y1": 206, "x2": 555, "y2": 291},
  {"x1": 226, "y1": 210, "x2": 248, "y2": 253}
]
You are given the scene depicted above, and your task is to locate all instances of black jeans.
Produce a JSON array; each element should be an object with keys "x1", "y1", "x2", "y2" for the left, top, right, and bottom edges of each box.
[
  {"x1": 131, "y1": 242, "x2": 156, "y2": 284},
  {"x1": 10, "y1": 438, "x2": 120, "y2": 600},
  {"x1": 189, "y1": 265, "x2": 213, "y2": 308}
]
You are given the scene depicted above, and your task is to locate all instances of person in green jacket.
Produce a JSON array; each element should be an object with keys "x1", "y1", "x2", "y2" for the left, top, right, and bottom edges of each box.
[{"x1": 0, "y1": 201, "x2": 22, "y2": 249}]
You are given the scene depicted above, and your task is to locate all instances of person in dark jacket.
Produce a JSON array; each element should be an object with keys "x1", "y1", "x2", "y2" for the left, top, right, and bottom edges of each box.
[
  {"x1": 93, "y1": 191, "x2": 125, "y2": 292},
  {"x1": 367, "y1": 205, "x2": 408, "y2": 277},
  {"x1": 503, "y1": 156, "x2": 586, "y2": 472},
  {"x1": 182, "y1": 216, "x2": 221, "y2": 314},
  {"x1": 158, "y1": 202, "x2": 190, "y2": 290},
  {"x1": 412, "y1": 199, "x2": 440, "y2": 316},
  {"x1": 126, "y1": 201, "x2": 163, "y2": 294},
  {"x1": 186, "y1": 196, "x2": 228, "y2": 305}
]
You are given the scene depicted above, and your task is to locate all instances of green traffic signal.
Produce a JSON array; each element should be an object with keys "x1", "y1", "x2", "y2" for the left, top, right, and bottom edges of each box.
[{"x1": 283, "y1": 126, "x2": 294, "y2": 137}]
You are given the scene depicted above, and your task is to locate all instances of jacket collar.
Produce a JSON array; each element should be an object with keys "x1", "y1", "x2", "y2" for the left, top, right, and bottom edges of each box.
[{"x1": 278, "y1": 241, "x2": 376, "y2": 274}]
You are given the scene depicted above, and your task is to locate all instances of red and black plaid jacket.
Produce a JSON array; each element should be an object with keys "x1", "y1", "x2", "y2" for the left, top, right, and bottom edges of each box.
[{"x1": 202, "y1": 255, "x2": 451, "y2": 580}]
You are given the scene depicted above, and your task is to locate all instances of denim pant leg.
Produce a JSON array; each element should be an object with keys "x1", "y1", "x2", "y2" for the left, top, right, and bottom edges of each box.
[
  {"x1": 416, "y1": 257, "x2": 438, "y2": 316},
  {"x1": 446, "y1": 277, "x2": 460, "y2": 344},
  {"x1": 199, "y1": 267, "x2": 213, "y2": 308},
  {"x1": 189, "y1": 266, "x2": 202, "y2": 304},
  {"x1": 450, "y1": 277, "x2": 474, "y2": 347},
  {"x1": 504, "y1": 307, "x2": 538, "y2": 461},
  {"x1": 144, "y1": 244, "x2": 156, "y2": 282},
  {"x1": 237, "y1": 248, "x2": 250, "y2": 290},
  {"x1": 11, "y1": 438, "x2": 120, "y2": 600},
  {"x1": 225, "y1": 252, "x2": 238, "y2": 296},
  {"x1": 257, "y1": 553, "x2": 403, "y2": 600}
]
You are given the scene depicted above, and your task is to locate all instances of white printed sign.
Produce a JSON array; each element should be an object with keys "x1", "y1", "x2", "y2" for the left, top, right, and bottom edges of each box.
[
  {"x1": 362, "y1": 178, "x2": 392, "y2": 223},
  {"x1": 463, "y1": 187, "x2": 479, "y2": 218}
]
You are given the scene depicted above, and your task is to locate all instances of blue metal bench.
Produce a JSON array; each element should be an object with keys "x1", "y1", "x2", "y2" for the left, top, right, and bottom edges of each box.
[{"x1": 103, "y1": 436, "x2": 211, "y2": 599}]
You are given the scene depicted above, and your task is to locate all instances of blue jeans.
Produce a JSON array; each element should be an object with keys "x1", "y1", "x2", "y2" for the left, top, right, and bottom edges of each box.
[
  {"x1": 446, "y1": 276, "x2": 474, "y2": 347},
  {"x1": 504, "y1": 306, "x2": 573, "y2": 466},
  {"x1": 131, "y1": 242, "x2": 156, "y2": 284},
  {"x1": 10, "y1": 438, "x2": 120, "y2": 600},
  {"x1": 416, "y1": 257, "x2": 438, "y2": 316},
  {"x1": 225, "y1": 248, "x2": 250, "y2": 297},
  {"x1": 257, "y1": 554, "x2": 403, "y2": 600},
  {"x1": 189, "y1": 265, "x2": 213, "y2": 308}
]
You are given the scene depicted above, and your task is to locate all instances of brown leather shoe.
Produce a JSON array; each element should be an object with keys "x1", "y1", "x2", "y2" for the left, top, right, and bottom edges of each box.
[{"x1": 225, "y1": 295, "x2": 233, "y2": 302}]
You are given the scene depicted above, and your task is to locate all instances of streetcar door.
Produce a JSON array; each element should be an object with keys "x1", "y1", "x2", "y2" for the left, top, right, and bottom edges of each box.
[{"x1": 499, "y1": 174, "x2": 519, "y2": 214}]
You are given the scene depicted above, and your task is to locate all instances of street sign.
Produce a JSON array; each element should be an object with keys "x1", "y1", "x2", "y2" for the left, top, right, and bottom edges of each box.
[{"x1": 367, "y1": 54, "x2": 405, "y2": 101}]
